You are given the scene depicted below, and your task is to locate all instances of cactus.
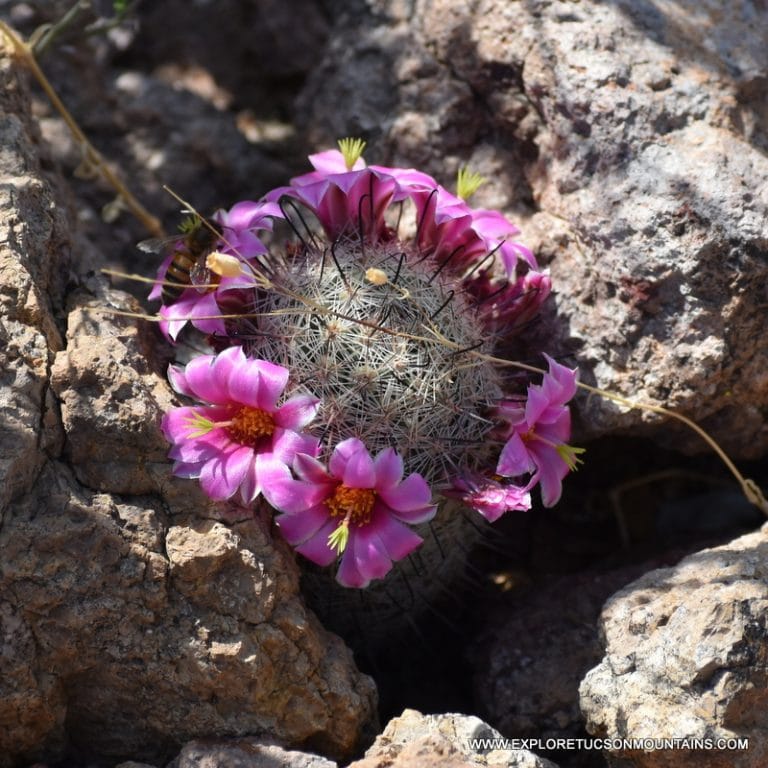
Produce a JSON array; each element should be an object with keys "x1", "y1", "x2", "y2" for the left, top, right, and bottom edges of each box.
[{"x1": 156, "y1": 142, "x2": 579, "y2": 619}]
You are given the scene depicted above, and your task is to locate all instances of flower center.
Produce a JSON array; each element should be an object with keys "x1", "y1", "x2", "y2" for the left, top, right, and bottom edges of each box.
[
  {"x1": 227, "y1": 406, "x2": 275, "y2": 445},
  {"x1": 326, "y1": 484, "x2": 376, "y2": 527}
]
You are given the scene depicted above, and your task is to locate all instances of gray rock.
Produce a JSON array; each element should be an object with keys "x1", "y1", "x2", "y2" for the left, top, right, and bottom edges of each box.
[
  {"x1": 580, "y1": 527, "x2": 768, "y2": 767},
  {"x1": 298, "y1": 0, "x2": 768, "y2": 460},
  {"x1": 348, "y1": 709, "x2": 560, "y2": 768},
  {"x1": 0, "y1": 55, "x2": 376, "y2": 768},
  {"x1": 167, "y1": 738, "x2": 337, "y2": 768}
]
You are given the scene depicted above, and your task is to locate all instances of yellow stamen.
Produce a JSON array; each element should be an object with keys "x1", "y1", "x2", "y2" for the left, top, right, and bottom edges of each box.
[
  {"x1": 326, "y1": 484, "x2": 376, "y2": 525},
  {"x1": 227, "y1": 406, "x2": 275, "y2": 445},
  {"x1": 556, "y1": 443, "x2": 586, "y2": 472},
  {"x1": 184, "y1": 411, "x2": 217, "y2": 438},
  {"x1": 328, "y1": 520, "x2": 350, "y2": 555}
]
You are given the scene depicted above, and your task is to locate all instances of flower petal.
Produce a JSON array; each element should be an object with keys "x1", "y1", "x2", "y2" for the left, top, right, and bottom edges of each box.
[
  {"x1": 378, "y1": 473, "x2": 434, "y2": 520},
  {"x1": 528, "y1": 441, "x2": 571, "y2": 508},
  {"x1": 227, "y1": 357, "x2": 289, "y2": 410},
  {"x1": 497, "y1": 432, "x2": 535, "y2": 478},
  {"x1": 328, "y1": 438, "x2": 367, "y2": 479},
  {"x1": 167, "y1": 364, "x2": 192, "y2": 397},
  {"x1": 199, "y1": 444, "x2": 254, "y2": 500},
  {"x1": 263, "y1": 462, "x2": 330, "y2": 514},
  {"x1": 184, "y1": 347, "x2": 239, "y2": 404},
  {"x1": 336, "y1": 546, "x2": 368, "y2": 588},
  {"x1": 274, "y1": 394, "x2": 320, "y2": 430},
  {"x1": 276, "y1": 504, "x2": 332, "y2": 545},
  {"x1": 372, "y1": 447, "x2": 404, "y2": 490},
  {"x1": 367, "y1": 510, "x2": 423, "y2": 561},
  {"x1": 341, "y1": 447, "x2": 376, "y2": 489},
  {"x1": 351, "y1": 525, "x2": 392, "y2": 583},
  {"x1": 294, "y1": 453, "x2": 334, "y2": 485},
  {"x1": 271, "y1": 428, "x2": 321, "y2": 465},
  {"x1": 295, "y1": 519, "x2": 339, "y2": 566}
]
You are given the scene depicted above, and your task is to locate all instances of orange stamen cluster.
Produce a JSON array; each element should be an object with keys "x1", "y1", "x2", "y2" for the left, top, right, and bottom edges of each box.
[
  {"x1": 326, "y1": 485, "x2": 376, "y2": 527},
  {"x1": 228, "y1": 406, "x2": 275, "y2": 445}
]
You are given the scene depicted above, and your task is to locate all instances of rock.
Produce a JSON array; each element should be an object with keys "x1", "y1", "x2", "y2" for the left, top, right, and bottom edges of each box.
[
  {"x1": 167, "y1": 738, "x2": 337, "y2": 768},
  {"x1": 115, "y1": 763, "x2": 160, "y2": 768},
  {"x1": 0, "y1": 54, "x2": 376, "y2": 768},
  {"x1": 580, "y1": 527, "x2": 768, "y2": 767},
  {"x1": 348, "y1": 709, "x2": 560, "y2": 768},
  {"x1": 470, "y1": 567, "x2": 650, "y2": 743},
  {"x1": 297, "y1": 0, "x2": 768, "y2": 459}
]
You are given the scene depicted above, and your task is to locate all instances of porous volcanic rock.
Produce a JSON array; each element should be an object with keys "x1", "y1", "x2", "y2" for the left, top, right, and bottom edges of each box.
[
  {"x1": 297, "y1": 0, "x2": 768, "y2": 459},
  {"x1": 348, "y1": 709, "x2": 560, "y2": 768},
  {"x1": 0, "y1": 53, "x2": 376, "y2": 768},
  {"x1": 167, "y1": 737, "x2": 337, "y2": 768},
  {"x1": 580, "y1": 527, "x2": 768, "y2": 768}
]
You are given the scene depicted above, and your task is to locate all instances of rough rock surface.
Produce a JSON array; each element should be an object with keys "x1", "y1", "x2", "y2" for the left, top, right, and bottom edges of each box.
[
  {"x1": 167, "y1": 738, "x2": 337, "y2": 768},
  {"x1": 580, "y1": 527, "x2": 768, "y2": 768},
  {"x1": 0, "y1": 54, "x2": 376, "y2": 768},
  {"x1": 470, "y1": 566, "x2": 650, "y2": 744},
  {"x1": 348, "y1": 709, "x2": 560, "y2": 768},
  {"x1": 110, "y1": 710, "x2": 559, "y2": 768},
  {"x1": 298, "y1": 0, "x2": 768, "y2": 459}
]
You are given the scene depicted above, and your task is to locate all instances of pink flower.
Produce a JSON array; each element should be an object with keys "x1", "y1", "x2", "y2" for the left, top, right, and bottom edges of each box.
[
  {"x1": 465, "y1": 267, "x2": 552, "y2": 332},
  {"x1": 266, "y1": 438, "x2": 436, "y2": 588},
  {"x1": 214, "y1": 199, "x2": 283, "y2": 259},
  {"x1": 269, "y1": 163, "x2": 398, "y2": 243},
  {"x1": 496, "y1": 356, "x2": 581, "y2": 507},
  {"x1": 161, "y1": 346, "x2": 320, "y2": 503},
  {"x1": 150, "y1": 201, "x2": 281, "y2": 341},
  {"x1": 447, "y1": 472, "x2": 531, "y2": 522},
  {"x1": 158, "y1": 290, "x2": 230, "y2": 342}
]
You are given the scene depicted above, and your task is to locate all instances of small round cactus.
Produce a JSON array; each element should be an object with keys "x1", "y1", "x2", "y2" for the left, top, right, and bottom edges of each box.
[{"x1": 154, "y1": 140, "x2": 580, "y2": 607}]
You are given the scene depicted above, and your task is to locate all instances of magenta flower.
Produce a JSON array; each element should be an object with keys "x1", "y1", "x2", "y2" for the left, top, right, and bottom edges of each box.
[
  {"x1": 266, "y1": 438, "x2": 436, "y2": 588},
  {"x1": 496, "y1": 356, "x2": 582, "y2": 507},
  {"x1": 269, "y1": 164, "x2": 398, "y2": 243},
  {"x1": 448, "y1": 472, "x2": 531, "y2": 522},
  {"x1": 161, "y1": 346, "x2": 320, "y2": 503},
  {"x1": 158, "y1": 290, "x2": 230, "y2": 342},
  {"x1": 214, "y1": 199, "x2": 283, "y2": 259},
  {"x1": 150, "y1": 201, "x2": 281, "y2": 341},
  {"x1": 465, "y1": 267, "x2": 552, "y2": 331}
]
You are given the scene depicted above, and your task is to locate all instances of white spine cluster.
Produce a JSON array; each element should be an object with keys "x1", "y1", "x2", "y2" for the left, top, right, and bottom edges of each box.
[{"x1": 244, "y1": 232, "x2": 504, "y2": 488}]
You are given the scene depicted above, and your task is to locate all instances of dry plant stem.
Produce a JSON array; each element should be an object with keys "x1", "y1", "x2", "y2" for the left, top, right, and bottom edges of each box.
[
  {"x1": 30, "y1": 0, "x2": 89, "y2": 56},
  {"x1": 92, "y1": 282, "x2": 768, "y2": 517},
  {"x1": 0, "y1": 20, "x2": 164, "y2": 240},
  {"x1": 575, "y1": 380, "x2": 768, "y2": 516}
]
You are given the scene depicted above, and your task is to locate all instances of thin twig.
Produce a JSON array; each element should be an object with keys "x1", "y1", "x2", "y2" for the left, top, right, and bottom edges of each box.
[{"x1": 0, "y1": 20, "x2": 164, "y2": 239}]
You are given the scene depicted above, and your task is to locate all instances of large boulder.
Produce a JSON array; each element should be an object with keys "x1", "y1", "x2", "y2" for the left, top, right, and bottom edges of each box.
[
  {"x1": 298, "y1": 0, "x2": 768, "y2": 459},
  {"x1": 0, "y1": 54, "x2": 376, "y2": 768},
  {"x1": 580, "y1": 527, "x2": 768, "y2": 768}
]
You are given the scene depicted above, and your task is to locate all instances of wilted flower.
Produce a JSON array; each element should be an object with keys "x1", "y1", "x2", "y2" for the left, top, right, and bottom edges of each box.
[
  {"x1": 161, "y1": 346, "x2": 319, "y2": 503},
  {"x1": 267, "y1": 439, "x2": 436, "y2": 588},
  {"x1": 447, "y1": 471, "x2": 531, "y2": 523}
]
